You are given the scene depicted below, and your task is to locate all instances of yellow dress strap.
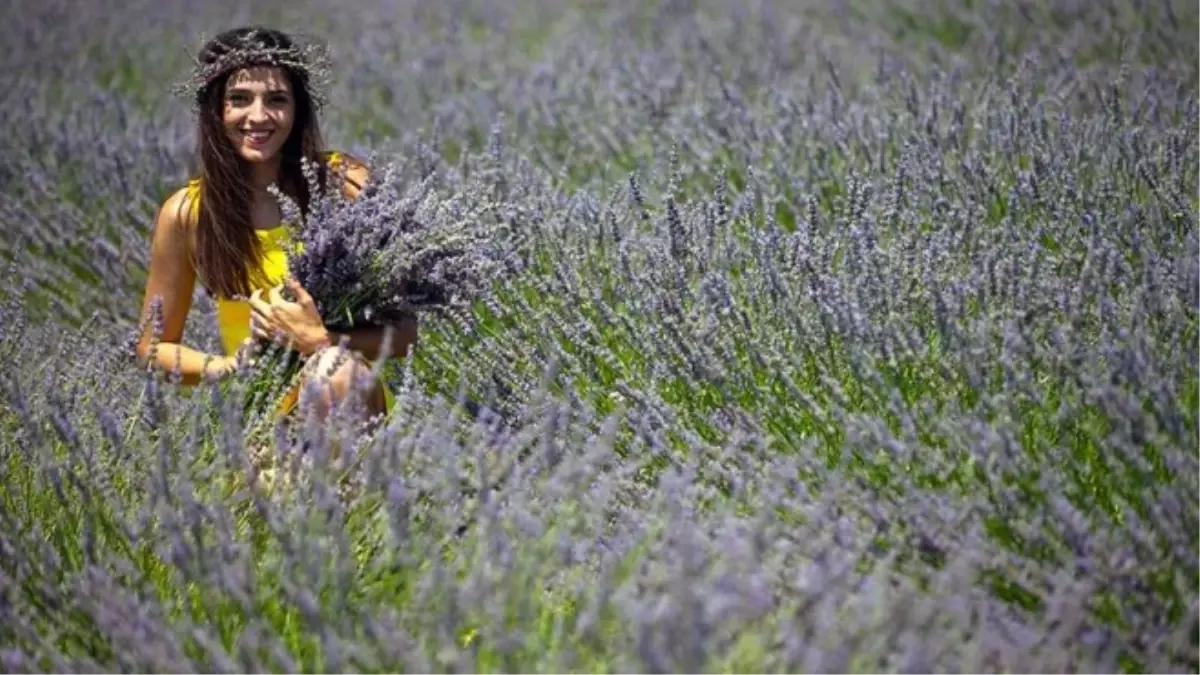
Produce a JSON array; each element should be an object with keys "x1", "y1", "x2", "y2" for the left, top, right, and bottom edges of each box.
[{"x1": 185, "y1": 177, "x2": 202, "y2": 206}]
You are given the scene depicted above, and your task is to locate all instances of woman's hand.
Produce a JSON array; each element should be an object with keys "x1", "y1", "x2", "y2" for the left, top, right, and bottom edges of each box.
[
  {"x1": 202, "y1": 338, "x2": 258, "y2": 381},
  {"x1": 247, "y1": 278, "x2": 331, "y2": 356}
]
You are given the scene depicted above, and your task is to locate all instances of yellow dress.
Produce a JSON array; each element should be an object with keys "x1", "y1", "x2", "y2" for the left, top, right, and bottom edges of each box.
[{"x1": 186, "y1": 151, "x2": 397, "y2": 416}]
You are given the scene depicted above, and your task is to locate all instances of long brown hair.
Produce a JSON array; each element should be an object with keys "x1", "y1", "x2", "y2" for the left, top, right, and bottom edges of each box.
[{"x1": 188, "y1": 26, "x2": 331, "y2": 299}]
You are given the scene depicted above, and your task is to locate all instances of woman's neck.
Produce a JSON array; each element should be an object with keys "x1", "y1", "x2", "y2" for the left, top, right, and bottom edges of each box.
[{"x1": 247, "y1": 156, "x2": 283, "y2": 191}]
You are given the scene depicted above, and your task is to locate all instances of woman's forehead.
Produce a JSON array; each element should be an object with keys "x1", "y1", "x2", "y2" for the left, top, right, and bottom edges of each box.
[{"x1": 226, "y1": 66, "x2": 291, "y2": 91}]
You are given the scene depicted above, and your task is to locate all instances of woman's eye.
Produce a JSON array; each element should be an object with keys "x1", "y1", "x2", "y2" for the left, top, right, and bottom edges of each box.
[{"x1": 225, "y1": 92, "x2": 288, "y2": 106}]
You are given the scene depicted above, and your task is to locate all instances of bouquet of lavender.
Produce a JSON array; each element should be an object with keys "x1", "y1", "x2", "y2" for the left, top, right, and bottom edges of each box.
[
  {"x1": 238, "y1": 155, "x2": 522, "y2": 423},
  {"x1": 280, "y1": 156, "x2": 518, "y2": 328}
]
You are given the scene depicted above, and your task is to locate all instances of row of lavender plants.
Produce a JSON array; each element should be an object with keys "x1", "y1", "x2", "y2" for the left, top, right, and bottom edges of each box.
[{"x1": 1, "y1": 0, "x2": 1197, "y2": 671}]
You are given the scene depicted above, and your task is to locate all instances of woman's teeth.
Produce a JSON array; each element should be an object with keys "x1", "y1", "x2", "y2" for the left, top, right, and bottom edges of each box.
[{"x1": 245, "y1": 130, "x2": 273, "y2": 144}]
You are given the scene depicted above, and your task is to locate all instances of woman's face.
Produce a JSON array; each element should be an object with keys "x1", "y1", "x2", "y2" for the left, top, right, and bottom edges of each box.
[{"x1": 222, "y1": 66, "x2": 295, "y2": 164}]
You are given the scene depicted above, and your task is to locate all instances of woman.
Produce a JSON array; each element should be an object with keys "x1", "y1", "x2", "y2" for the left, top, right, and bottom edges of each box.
[{"x1": 135, "y1": 26, "x2": 416, "y2": 421}]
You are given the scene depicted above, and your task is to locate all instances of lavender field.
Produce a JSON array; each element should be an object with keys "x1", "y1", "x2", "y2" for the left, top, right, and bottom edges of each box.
[{"x1": 1, "y1": 0, "x2": 1198, "y2": 671}]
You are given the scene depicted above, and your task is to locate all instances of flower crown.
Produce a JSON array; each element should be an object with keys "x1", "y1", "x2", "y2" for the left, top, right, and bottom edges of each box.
[{"x1": 171, "y1": 29, "x2": 333, "y2": 111}]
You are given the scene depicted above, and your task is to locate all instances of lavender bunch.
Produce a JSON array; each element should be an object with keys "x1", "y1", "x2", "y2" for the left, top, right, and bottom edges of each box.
[
  {"x1": 235, "y1": 155, "x2": 522, "y2": 425},
  {"x1": 271, "y1": 156, "x2": 517, "y2": 333}
]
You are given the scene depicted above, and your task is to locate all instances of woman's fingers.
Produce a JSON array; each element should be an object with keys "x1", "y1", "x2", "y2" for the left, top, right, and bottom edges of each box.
[
  {"x1": 250, "y1": 321, "x2": 270, "y2": 342},
  {"x1": 250, "y1": 305, "x2": 293, "y2": 347},
  {"x1": 247, "y1": 288, "x2": 274, "y2": 320},
  {"x1": 249, "y1": 310, "x2": 266, "y2": 334},
  {"x1": 250, "y1": 316, "x2": 280, "y2": 346},
  {"x1": 249, "y1": 287, "x2": 302, "y2": 348},
  {"x1": 267, "y1": 285, "x2": 289, "y2": 307}
]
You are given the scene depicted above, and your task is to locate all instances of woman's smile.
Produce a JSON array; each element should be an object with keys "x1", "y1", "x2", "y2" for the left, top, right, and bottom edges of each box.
[{"x1": 241, "y1": 128, "x2": 276, "y2": 147}]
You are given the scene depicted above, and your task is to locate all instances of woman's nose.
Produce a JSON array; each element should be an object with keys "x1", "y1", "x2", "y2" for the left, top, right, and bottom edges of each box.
[{"x1": 247, "y1": 98, "x2": 269, "y2": 122}]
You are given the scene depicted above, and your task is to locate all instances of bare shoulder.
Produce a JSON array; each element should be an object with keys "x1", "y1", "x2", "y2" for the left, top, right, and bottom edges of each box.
[
  {"x1": 151, "y1": 183, "x2": 200, "y2": 254},
  {"x1": 147, "y1": 182, "x2": 204, "y2": 269},
  {"x1": 329, "y1": 151, "x2": 371, "y2": 200}
]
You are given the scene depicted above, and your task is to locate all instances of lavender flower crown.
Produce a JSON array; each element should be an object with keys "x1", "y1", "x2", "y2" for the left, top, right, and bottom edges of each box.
[{"x1": 171, "y1": 28, "x2": 333, "y2": 111}]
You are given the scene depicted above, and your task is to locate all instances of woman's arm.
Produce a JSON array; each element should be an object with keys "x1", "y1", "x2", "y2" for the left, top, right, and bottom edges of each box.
[
  {"x1": 328, "y1": 316, "x2": 419, "y2": 363},
  {"x1": 135, "y1": 188, "x2": 237, "y2": 385}
]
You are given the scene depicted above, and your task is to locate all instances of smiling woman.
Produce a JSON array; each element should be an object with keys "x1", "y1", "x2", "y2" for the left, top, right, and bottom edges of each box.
[{"x1": 135, "y1": 26, "x2": 417, "y2": 422}]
